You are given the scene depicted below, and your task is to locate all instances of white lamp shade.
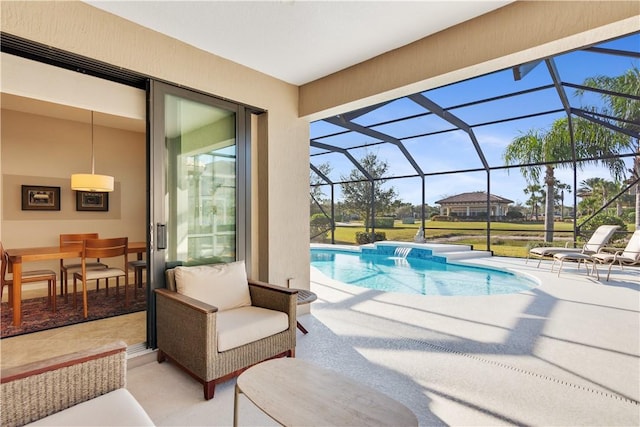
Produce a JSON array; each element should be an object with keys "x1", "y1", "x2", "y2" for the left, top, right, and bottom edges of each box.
[{"x1": 71, "y1": 173, "x2": 114, "y2": 192}]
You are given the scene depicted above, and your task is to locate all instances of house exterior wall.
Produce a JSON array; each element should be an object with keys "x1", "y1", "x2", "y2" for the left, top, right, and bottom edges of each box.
[
  {"x1": 439, "y1": 203, "x2": 510, "y2": 217},
  {"x1": 0, "y1": 1, "x2": 310, "y2": 289}
]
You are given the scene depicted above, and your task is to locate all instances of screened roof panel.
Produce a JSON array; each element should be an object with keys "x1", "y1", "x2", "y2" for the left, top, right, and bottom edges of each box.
[
  {"x1": 310, "y1": 120, "x2": 347, "y2": 139},
  {"x1": 310, "y1": 151, "x2": 356, "y2": 182},
  {"x1": 369, "y1": 112, "x2": 455, "y2": 140},
  {"x1": 474, "y1": 110, "x2": 567, "y2": 167},
  {"x1": 450, "y1": 87, "x2": 564, "y2": 126},
  {"x1": 553, "y1": 46, "x2": 639, "y2": 90},
  {"x1": 309, "y1": 31, "x2": 639, "y2": 206},
  {"x1": 351, "y1": 98, "x2": 427, "y2": 127},
  {"x1": 310, "y1": 146, "x2": 331, "y2": 156},
  {"x1": 313, "y1": 130, "x2": 382, "y2": 150},
  {"x1": 347, "y1": 144, "x2": 422, "y2": 178},
  {"x1": 422, "y1": 66, "x2": 554, "y2": 109},
  {"x1": 403, "y1": 129, "x2": 485, "y2": 174}
]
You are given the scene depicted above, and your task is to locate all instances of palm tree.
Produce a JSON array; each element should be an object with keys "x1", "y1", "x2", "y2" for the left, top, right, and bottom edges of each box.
[
  {"x1": 504, "y1": 117, "x2": 631, "y2": 242},
  {"x1": 579, "y1": 177, "x2": 625, "y2": 216},
  {"x1": 554, "y1": 180, "x2": 571, "y2": 220},
  {"x1": 523, "y1": 184, "x2": 544, "y2": 220},
  {"x1": 578, "y1": 177, "x2": 607, "y2": 205},
  {"x1": 577, "y1": 65, "x2": 640, "y2": 226}
]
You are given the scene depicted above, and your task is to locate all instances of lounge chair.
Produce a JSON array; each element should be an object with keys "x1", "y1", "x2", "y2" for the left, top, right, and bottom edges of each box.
[
  {"x1": 527, "y1": 225, "x2": 620, "y2": 267},
  {"x1": 590, "y1": 230, "x2": 640, "y2": 280}
]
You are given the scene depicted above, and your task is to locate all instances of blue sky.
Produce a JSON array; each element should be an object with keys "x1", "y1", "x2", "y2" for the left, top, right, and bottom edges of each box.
[{"x1": 310, "y1": 32, "x2": 639, "y2": 208}]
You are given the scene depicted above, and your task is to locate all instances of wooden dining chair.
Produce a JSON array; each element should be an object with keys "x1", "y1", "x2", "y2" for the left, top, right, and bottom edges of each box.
[
  {"x1": 1, "y1": 241, "x2": 58, "y2": 312},
  {"x1": 60, "y1": 233, "x2": 109, "y2": 301},
  {"x1": 128, "y1": 259, "x2": 147, "y2": 299},
  {"x1": 72, "y1": 237, "x2": 129, "y2": 319}
]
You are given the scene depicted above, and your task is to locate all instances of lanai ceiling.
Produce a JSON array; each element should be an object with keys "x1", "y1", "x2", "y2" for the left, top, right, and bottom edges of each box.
[{"x1": 85, "y1": 1, "x2": 514, "y2": 86}]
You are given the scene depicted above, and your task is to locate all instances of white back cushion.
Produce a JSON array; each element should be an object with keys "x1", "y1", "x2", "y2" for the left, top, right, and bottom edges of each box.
[{"x1": 174, "y1": 261, "x2": 251, "y2": 311}]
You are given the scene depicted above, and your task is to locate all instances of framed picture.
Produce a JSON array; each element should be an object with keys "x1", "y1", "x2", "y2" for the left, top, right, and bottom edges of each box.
[
  {"x1": 76, "y1": 191, "x2": 109, "y2": 212},
  {"x1": 21, "y1": 185, "x2": 61, "y2": 211}
]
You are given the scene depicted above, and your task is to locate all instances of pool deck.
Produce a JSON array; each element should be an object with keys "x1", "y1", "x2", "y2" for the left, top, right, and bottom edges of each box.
[
  {"x1": 308, "y1": 254, "x2": 640, "y2": 426},
  {"x1": 125, "y1": 253, "x2": 639, "y2": 426}
]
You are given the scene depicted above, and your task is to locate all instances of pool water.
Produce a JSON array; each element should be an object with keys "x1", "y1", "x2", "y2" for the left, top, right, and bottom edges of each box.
[{"x1": 311, "y1": 247, "x2": 538, "y2": 296}]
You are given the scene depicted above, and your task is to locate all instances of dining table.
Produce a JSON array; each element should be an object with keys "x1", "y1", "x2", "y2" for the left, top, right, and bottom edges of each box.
[{"x1": 5, "y1": 241, "x2": 146, "y2": 326}]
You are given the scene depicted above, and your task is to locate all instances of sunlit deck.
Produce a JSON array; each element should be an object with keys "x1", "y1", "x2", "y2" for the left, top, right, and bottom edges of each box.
[{"x1": 124, "y1": 255, "x2": 638, "y2": 425}]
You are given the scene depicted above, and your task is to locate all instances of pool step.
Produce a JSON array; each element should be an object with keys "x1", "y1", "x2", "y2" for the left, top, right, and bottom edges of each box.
[{"x1": 438, "y1": 250, "x2": 492, "y2": 261}]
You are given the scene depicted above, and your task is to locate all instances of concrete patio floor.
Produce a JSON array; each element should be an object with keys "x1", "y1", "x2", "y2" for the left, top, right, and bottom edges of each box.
[{"x1": 127, "y1": 256, "x2": 639, "y2": 426}]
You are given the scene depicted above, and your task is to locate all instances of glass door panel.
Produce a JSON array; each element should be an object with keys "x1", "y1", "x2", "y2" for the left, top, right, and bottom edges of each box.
[
  {"x1": 165, "y1": 94, "x2": 237, "y2": 264},
  {"x1": 148, "y1": 80, "x2": 252, "y2": 347}
]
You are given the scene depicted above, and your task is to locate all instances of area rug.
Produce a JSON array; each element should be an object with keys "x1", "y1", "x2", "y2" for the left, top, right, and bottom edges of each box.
[{"x1": 1, "y1": 287, "x2": 147, "y2": 339}]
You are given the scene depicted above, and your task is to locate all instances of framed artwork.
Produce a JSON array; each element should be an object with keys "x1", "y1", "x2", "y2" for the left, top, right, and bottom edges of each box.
[
  {"x1": 21, "y1": 185, "x2": 61, "y2": 211},
  {"x1": 76, "y1": 191, "x2": 109, "y2": 212}
]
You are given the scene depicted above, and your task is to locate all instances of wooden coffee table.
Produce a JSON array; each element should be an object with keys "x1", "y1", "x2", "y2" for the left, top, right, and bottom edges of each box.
[{"x1": 234, "y1": 358, "x2": 418, "y2": 426}]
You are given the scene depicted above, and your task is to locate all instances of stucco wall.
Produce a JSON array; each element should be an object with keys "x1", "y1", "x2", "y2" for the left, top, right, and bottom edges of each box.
[
  {"x1": 0, "y1": 1, "x2": 311, "y2": 289},
  {"x1": 300, "y1": 1, "x2": 640, "y2": 120}
]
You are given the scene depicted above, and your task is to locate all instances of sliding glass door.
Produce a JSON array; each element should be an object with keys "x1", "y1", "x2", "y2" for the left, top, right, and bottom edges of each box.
[{"x1": 147, "y1": 81, "x2": 252, "y2": 346}]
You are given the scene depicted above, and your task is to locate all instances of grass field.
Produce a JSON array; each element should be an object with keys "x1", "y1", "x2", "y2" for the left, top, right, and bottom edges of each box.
[{"x1": 318, "y1": 220, "x2": 615, "y2": 258}]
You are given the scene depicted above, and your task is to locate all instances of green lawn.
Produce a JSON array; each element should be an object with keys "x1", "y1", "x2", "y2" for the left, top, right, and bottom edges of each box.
[{"x1": 321, "y1": 220, "x2": 592, "y2": 258}]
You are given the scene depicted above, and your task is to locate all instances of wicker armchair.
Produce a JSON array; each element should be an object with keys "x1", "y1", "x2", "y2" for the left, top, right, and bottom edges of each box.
[
  {"x1": 155, "y1": 267, "x2": 298, "y2": 400},
  {"x1": 1, "y1": 341, "x2": 153, "y2": 427}
]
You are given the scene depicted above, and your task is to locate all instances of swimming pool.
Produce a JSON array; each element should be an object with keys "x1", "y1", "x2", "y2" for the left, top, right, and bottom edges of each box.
[{"x1": 311, "y1": 245, "x2": 538, "y2": 296}]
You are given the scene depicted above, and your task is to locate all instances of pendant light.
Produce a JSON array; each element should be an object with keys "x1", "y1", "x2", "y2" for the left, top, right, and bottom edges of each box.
[{"x1": 71, "y1": 111, "x2": 114, "y2": 192}]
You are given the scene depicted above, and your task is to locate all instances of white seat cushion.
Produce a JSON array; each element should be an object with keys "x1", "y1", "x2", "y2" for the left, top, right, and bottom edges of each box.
[
  {"x1": 63, "y1": 262, "x2": 108, "y2": 272},
  {"x1": 78, "y1": 268, "x2": 126, "y2": 280},
  {"x1": 174, "y1": 261, "x2": 251, "y2": 311},
  {"x1": 6, "y1": 270, "x2": 55, "y2": 281},
  {"x1": 217, "y1": 306, "x2": 289, "y2": 352},
  {"x1": 530, "y1": 247, "x2": 582, "y2": 257},
  {"x1": 27, "y1": 389, "x2": 154, "y2": 426}
]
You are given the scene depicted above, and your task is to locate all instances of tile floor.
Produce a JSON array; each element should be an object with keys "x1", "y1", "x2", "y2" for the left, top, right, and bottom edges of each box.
[
  {"x1": 126, "y1": 256, "x2": 639, "y2": 426},
  {"x1": 0, "y1": 311, "x2": 146, "y2": 369}
]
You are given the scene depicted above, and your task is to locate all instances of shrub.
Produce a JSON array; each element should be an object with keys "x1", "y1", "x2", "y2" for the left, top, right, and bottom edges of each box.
[
  {"x1": 365, "y1": 217, "x2": 395, "y2": 228},
  {"x1": 506, "y1": 210, "x2": 524, "y2": 219},
  {"x1": 580, "y1": 213, "x2": 627, "y2": 243},
  {"x1": 310, "y1": 213, "x2": 332, "y2": 242},
  {"x1": 621, "y1": 209, "x2": 635, "y2": 224},
  {"x1": 430, "y1": 215, "x2": 457, "y2": 222},
  {"x1": 355, "y1": 231, "x2": 386, "y2": 244}
]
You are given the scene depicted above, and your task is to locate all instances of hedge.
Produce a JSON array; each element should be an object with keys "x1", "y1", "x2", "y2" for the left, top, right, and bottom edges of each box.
[{"x1": 355, "y1": 231, "x2": 387, "y2": 244}]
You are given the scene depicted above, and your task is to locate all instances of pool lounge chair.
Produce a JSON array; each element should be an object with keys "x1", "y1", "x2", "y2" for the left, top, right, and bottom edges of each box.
[
  {"x1": 527, "y1": 225, "x2": 620, "y2": 267},
  {"x1": 552, "y1": 251, "x2": 596, "y2": 277},
  {"x1": 590, "y1": 230, "x2": 640, "y2": 281}
]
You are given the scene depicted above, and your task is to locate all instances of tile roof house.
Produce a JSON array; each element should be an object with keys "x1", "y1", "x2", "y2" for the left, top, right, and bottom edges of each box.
[{"x1": 435, "y1": 191, "x2": 513, "y2": 218}]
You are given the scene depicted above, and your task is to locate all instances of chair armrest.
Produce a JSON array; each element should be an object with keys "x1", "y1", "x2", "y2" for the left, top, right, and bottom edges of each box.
[
  {"x1": 154, "y1": 288, "x2": 218, "y2": 314},
  {"x1": 1, "y1": 341, "x2": 127, "y2": 427},
  {"x1": 248, "y1": 280, "x2": 298, "y2": 313},
  {"x1": 248, "y1": 279, "x2": 298, "y2": 295},
  {"x1": 154, "y1": 289, "x2": 217, "y2": 379}
]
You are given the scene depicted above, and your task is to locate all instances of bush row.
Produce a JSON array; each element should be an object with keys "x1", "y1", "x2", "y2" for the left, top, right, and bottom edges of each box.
[{"x1": 355, "y1": 231, "x2": 387, "y2": 244}]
